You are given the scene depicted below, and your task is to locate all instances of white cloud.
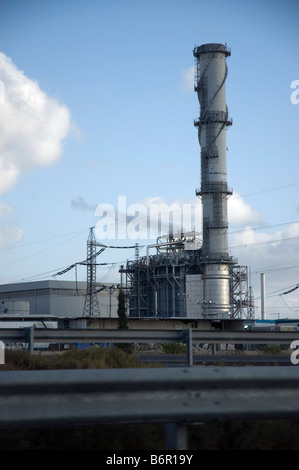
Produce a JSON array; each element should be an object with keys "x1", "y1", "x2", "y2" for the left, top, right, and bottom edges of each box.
[
  {"x1": 180, "y1": 65, "x2": 194, "y2": 92},
  {"x1": 0, "y1": 53, "x2": 72, "y2": 248},
  {"x1": 228, "y1": 192, "x2": 265, "y2": 226},
  {"x1": 0, "y1": 52, "x2": 71, "y2": 195}
]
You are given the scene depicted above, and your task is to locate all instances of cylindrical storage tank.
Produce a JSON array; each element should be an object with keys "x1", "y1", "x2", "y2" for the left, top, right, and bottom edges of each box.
[{"x1": 202, "y1": 264, "x2": 231, "y2": 318}]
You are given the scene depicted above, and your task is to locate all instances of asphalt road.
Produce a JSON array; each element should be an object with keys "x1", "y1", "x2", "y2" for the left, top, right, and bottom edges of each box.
[{"x1": 136, "y1": 353, "x2": 293, "y2": 367}]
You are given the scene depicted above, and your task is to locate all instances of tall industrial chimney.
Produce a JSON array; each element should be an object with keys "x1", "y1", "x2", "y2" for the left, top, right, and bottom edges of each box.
[
  {"x1": 261, "y1": 272, "x2": 266, "y2": 319},
  {"x1": 193, "y1": 43, "x2": 233, "y2": 318}
]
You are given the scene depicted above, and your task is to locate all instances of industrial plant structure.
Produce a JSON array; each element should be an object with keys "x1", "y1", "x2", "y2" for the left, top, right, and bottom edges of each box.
[
  {"x1": 120, "y1": 43, "x2": 254, "y2": 321},
  {"x1": 0, "y1": 43, "x2": 254, "y2": 324}
]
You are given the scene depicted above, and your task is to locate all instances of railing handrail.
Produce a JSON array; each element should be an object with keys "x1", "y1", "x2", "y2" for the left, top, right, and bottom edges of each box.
[
  {"x1": 1, "y1": 327, "x2": 299, "y2": 345},
  {"x1": 0, "y1": 366, "x2": 298, "y2": 430}
]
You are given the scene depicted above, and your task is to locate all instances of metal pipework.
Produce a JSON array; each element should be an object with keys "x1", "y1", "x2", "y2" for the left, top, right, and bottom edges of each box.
[
  {"x1": 146, "y1": 240, "x2": 183, "y2": 265},
  {"x1": 193, "y1": 43, "x2": 233, "y2": 318}
]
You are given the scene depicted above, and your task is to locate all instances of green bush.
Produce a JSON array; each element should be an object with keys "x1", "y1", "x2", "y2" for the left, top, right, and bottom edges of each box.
[
  {"x1": 161, "y1": 343, "x2": 186, "y2": 354},
  {"x1": 260, "y1": 344, "x2": 284, "y2": 354}
]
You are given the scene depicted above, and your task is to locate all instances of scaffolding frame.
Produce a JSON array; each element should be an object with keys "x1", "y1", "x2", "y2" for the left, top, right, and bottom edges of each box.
[{"x1": 229, "y1": 265, "x2": 255, "y2": 319}]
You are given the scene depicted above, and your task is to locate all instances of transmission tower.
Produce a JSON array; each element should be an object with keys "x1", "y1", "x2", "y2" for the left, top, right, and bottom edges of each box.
[
  {"x1": 53, "y1": 227, "x2": 137, "y2": 317},
  {"x1": 83, "y1": 227, "x2": 105, "y2": 317}
]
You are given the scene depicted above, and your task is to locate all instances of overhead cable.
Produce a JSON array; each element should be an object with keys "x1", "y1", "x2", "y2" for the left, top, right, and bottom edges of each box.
[{"x1": 279, "y1": 284, "x2": 299, "y2": 296}]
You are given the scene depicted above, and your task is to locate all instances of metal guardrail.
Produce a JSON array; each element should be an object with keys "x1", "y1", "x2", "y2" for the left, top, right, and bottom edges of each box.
[
  {"x1": 2, "y1": 327, "x2": 299, "y2": 366},
  {"x1": 1, "y1": 327, "x2": 299, "y2": 345},
  {"x1": 0, "y1": 366, "x2": 299, "y2": 449}
]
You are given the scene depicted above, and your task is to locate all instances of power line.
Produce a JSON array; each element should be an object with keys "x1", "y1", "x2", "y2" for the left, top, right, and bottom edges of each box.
[
  {"x1": 280, "y1": 285, "x2": 299, "y2": 296},
  {"x1": 234, "y1": 182, "x2": 299, "y2": 199},
  {"x1": 0, "y1": 228, "x2": 88, "y2": 251},
  {"x1": 229, "y1": 234, "x2": 299, "y2": 250},
  {"x1": 228, "y1": 221, "x2": 299, "y2": 235},
  {"x1": 0, "y1": 230, "x2": 89, "y2": 270},
  {"x1": 255, "y1": 265, "x2": 299, "y2": 274},
  {"x1": 264, "y1": 283, "x2": 299, "y2": 298}
]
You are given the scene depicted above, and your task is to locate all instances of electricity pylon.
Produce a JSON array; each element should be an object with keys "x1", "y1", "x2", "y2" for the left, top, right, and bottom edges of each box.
[{"x1": 83, "y1": 226, "x2": 105, "y2": 317}]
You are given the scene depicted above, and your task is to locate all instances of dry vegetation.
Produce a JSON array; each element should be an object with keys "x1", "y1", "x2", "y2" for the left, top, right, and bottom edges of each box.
[{"x1": 1, "y1": 346, "x2": 142, "y2": 371}]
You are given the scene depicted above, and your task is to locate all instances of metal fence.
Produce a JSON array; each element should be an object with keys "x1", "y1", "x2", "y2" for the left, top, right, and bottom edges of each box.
[
  {"x1": 1, "y1": 326, "x2": 299, "y2": 366},
  {"x1": 0, "y1": 366, "x2": 299, "y2": 449}
]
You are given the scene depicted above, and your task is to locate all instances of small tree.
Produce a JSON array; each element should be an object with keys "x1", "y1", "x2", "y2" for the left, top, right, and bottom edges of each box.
[
  {"x1": 117, "y1": 287, "x2": 128, "y2": 330},
  {"x1": 117, "y1": 288, "x2": 132, "y2": 353}
]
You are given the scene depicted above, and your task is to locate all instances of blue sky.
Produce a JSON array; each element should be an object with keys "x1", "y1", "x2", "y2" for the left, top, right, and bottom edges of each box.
[{"x1": 0, "y1": 0, "x2": 298, "y2": 318}]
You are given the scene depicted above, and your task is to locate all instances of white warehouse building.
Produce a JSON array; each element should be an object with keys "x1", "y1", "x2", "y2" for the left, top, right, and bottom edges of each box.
[{"x1": 0, "y1": 280, "x2": 119, "y2": 318}]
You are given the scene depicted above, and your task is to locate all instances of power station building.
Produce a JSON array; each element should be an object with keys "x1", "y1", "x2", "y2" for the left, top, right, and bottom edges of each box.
[
  {"x1": 120, "y1": 43, "x2": 254, "y2": 321},
  {"x1": 120, "y1": 234, "x2": 254, "y2": 320}
]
